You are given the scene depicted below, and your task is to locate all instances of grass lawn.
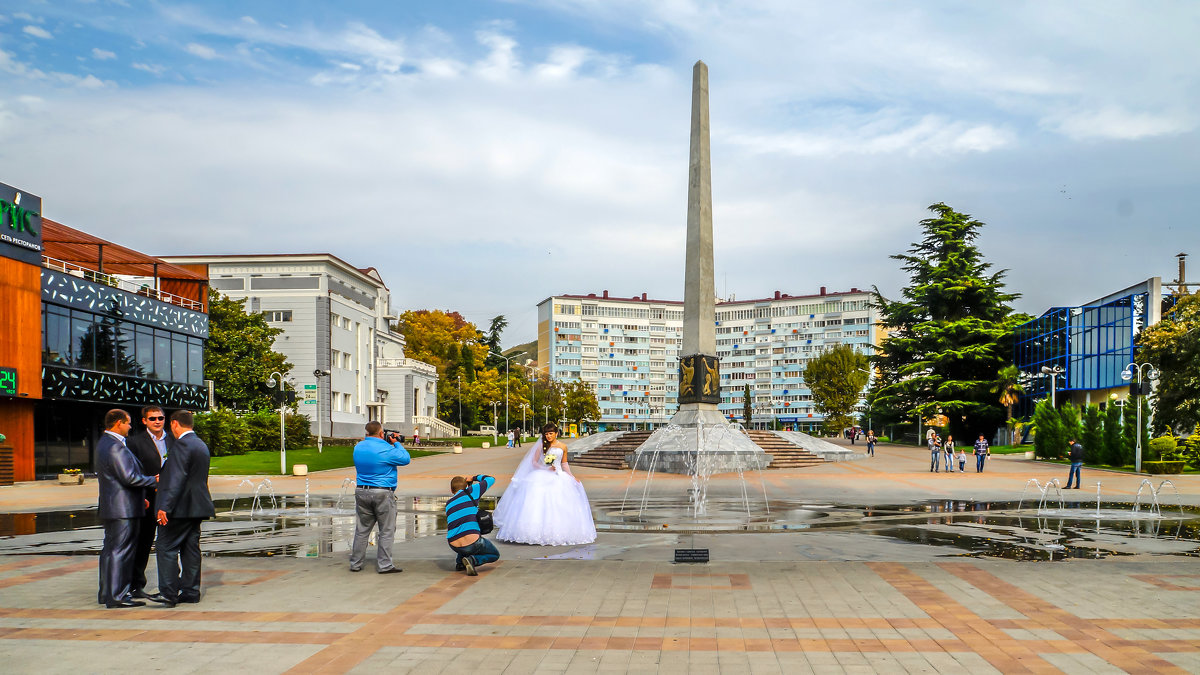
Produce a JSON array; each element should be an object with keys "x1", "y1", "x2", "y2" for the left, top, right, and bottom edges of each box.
[
  {"x1": 431, "y1": 436, "x2": 536, "y2": 448},
  {"x1": 988, "y1": 445, "x2": 1032, "y2": 455},
  {"x1": 210, "y1": 445, "x2": 443, "y2": 475}
]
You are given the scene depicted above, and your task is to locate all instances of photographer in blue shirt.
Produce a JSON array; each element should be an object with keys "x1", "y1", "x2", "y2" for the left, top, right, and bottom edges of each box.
[{"x1": 349, "y1": 421, "x2": 410, "y2": 574}]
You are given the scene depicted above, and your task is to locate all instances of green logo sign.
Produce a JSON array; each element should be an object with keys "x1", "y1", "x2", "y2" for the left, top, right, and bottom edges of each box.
[
  {"x1": 0, "y1": 183, "x2": 43, "y2": 265},
  {"x1": 0, "y1": 367, "x2": 17, "y2": 397}
]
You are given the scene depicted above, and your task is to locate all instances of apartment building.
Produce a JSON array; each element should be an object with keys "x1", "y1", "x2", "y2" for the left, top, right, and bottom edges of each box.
[
  {"x1": 536, "y1": 287, "x2": 878, "y2": 431},
  {"x1": 160, "y1": 254, "x2": 446, "y2": 439}
]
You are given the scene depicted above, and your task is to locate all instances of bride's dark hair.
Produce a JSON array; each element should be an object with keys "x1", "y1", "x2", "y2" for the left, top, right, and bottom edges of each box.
[{"x1": 540, "y1": 422, "x2": 560, "y2": 449}]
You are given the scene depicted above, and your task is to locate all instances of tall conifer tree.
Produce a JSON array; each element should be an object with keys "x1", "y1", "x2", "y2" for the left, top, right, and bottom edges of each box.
[{"x1": 870, "y1": 203, "x2": 1027, "y2": 440}]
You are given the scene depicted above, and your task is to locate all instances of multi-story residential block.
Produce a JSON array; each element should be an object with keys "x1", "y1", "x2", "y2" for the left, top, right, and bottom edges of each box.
[
  {"x1": 537, "y1": 287, "x2": 879, "y2": 432},
  {"x1": 160, "y1": 254, "x2": 447, "y2": 439}
]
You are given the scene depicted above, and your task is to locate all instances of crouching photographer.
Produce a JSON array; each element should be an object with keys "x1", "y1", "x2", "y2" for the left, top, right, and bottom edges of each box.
[{"x1": 445, "y1": 474, "x2": 499, "y2": 575}]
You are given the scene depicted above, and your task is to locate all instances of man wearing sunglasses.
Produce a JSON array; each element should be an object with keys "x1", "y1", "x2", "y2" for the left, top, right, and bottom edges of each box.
[{"x1": 126, "y1": 405, "x2": 171, "y2": 600}]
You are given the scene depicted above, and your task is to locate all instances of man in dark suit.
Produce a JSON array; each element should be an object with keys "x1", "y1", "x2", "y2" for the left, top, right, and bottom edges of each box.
[
  {"x1": 126, "y1": 404, "x2": 171, "y2": 599},
  {"x1": 148, "y1": 410, "x2": 215, "y2": 607},
  {"x1": 96, "y1": 408, "x2": 157, "y2": 608}
]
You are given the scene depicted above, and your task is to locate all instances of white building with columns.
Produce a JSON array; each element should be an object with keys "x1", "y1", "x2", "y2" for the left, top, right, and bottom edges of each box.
[{"x1": 161, "y1": 254, "x2": 451, "y2": 439}]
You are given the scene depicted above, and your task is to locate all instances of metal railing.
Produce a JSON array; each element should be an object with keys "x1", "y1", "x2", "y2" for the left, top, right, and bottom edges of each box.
[{"x1": 42, "y1": 256, "x2": 204, "y2": 312}]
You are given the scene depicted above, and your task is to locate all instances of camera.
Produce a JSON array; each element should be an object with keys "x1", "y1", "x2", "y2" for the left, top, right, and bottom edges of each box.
[{"x1": 384, "y1": 429, "x2": 402, "y2": 444}]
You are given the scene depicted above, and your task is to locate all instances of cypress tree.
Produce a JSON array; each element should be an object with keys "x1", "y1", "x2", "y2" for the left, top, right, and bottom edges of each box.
[
  {"x1": 1121, "y1": 407, "x2": 1137, "y2": 467},
  {"x1": 1058, "y1": 403, "x2": 1081, "y2": 458},
  {"x1": 1081, "y1": 404, "x2": 1103, "y2": 464},
  {"x1": 871, "y1": 203, "x2": 1028, "y2": 441},
  {"x1": 1103, "y1": 403, "x2": 1124, "y2": 466},
  {"x1": 1032, "y1": 400, "x2": 1062, "y2": 459}
]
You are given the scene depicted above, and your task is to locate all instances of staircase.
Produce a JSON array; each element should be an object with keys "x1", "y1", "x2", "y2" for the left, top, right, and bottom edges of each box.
[
  {"x1": 570, "y1": 431, "x2": 654, "y2": 470},
  {"x1": 744, "y1": 430, "x2": 825, "y2": 469}
]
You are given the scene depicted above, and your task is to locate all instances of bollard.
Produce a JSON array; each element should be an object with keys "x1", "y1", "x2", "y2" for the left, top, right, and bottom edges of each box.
[
  {"x1": 453, "y1": 445, "x2": 463, "y2": 454},
  {"x1": 482, "y1": 442, "x2": 490, "y2": 449},
  {"x1": 293, "y1": 464, "x2": 308, "y2": 476}
]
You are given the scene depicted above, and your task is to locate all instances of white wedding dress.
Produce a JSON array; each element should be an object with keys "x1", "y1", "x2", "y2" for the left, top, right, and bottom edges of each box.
[{"x1": 493, "y1": 441, "x2": 597, "y2": 545}]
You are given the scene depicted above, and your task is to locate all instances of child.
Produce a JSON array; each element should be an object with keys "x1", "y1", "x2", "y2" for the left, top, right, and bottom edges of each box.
[{"x1": 957, "y1": 446, "x2": 967, "y2": 472}]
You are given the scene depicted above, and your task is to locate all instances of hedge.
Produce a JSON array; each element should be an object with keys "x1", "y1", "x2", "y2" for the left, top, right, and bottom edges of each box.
[
  {"x1": 1143, "y1": 461, "x2": 1186, "y2": 475},
  {"x1": 193, "y1": 407, "x2": 313, "y2": 456}
]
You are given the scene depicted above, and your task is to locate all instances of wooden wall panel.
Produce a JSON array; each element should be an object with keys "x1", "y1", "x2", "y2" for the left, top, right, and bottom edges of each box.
[{"x1": 0, "y1": 256, "x2": 41, "y2": 481}]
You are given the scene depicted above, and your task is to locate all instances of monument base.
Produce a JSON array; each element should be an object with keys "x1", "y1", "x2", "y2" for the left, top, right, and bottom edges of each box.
[{"x1": 626, "y1": 406, "x2": 773, "y2": 475}]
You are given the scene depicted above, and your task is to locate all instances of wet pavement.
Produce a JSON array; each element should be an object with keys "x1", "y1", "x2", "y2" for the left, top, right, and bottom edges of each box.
[{"x1": 2, "y1": 439, "x2": 1200, "y2": 672}]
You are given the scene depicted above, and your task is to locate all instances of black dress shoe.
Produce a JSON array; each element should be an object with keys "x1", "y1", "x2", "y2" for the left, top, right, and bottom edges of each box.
[
  {"x1": 131, "y1": 589, "x2": 155, "y2": 599},
  {"x1": 177, "y1": 596, "x2": 201, "y2": 604},
  {"x1": 145, "y1": 593, "x2": 176, "y2": 607},
  {"x1": 378, "y1": 568, "x2": 403, "y2": 574},
  {"x1": 105, "y1": 599, "x2": 146, "y2": 609}
]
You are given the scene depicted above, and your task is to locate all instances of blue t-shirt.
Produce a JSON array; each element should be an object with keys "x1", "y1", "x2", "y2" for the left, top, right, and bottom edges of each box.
[
  {"x1": 353, "y1": 436, "x2": 411, "y2": 488},
  {"x1": 446, "y1": 475, "x2": 494, "y2": 541}
]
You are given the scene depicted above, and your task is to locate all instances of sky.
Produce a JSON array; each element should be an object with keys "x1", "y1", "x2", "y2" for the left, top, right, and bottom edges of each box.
[{"x1": 2, "y1": 1, "x2": 1197, "y2": 346}]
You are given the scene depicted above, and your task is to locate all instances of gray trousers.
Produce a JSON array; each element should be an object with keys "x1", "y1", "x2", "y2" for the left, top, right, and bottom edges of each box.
[{"x1": 350, "y1": 488, "x2": 398, "y2": 572}]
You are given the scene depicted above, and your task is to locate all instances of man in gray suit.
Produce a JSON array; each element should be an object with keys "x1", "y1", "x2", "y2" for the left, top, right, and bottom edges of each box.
[
  {"x1": 96, "y1": 409, "x2": 157, "y2": 608},
  {"x1": 148, "y1": 410, "x2": 215, "y2": 607}
]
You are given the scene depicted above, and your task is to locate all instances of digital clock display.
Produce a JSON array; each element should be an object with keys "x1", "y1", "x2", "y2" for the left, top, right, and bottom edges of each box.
[{"x1": 0, "y1": 367, "x2": 16, "y2": 396}]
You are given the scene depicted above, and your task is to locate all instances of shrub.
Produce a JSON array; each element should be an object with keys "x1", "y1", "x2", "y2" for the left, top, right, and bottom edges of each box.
[
  {"x1": 1147, "y1": 435, "x2": 1178, "y2": 462},
  {"x1": 1183, "y1": 427, "x2": 1200, "y2": 467},
  {"x1": 1142, "y1": 461, "x2": 1185, "y2": 475},
  {"x1": 1082, "y1": 405, "x2": 1103, "y2": 464},
  {"x1": 1033, "y1": 401, "x2": 1063, "y2": 459},
  {"x1": 193, "y1": 407, "x2": 248, "y2": 456}
]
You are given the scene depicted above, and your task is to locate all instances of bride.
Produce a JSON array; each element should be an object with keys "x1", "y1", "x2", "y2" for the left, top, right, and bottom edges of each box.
[{"x1": 493, "y1": 423, "x2": 596, "y2": 545}]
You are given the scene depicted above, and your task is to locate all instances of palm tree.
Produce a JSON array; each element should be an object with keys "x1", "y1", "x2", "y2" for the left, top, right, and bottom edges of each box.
[{"x1": 992, "y1": 365, "x2": 1024, "y2": 444}]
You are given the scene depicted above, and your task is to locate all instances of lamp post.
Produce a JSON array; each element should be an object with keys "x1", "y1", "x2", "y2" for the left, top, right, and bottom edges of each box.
[
  {"x1": 456, "y1": 376, "x2": 462, "y2": 436},
  {"x1": 490, "y1": 351, "x2": 511, "y2": 438},
  {"x1": 1041, "y1": 365, "x2": 1064, "y2": 407},
  {"x1": 313, "y1": 369, "x2": 330, "y2": 453},
  {"x1": 491, "y1": 401, "x2": 499, "y2": 444},
  {"x1": 1121, "y1": 362, "x2": 1159, "y2": 473},
  {"x1": 520, "y1": 403, "x2": 528, "y2": 437},
  {"x1": 266, "y1": 372, "x2": 293, "y2": 475},
  {"x1": 544, "y1": 404, "x2": 550, "y2": 429}
]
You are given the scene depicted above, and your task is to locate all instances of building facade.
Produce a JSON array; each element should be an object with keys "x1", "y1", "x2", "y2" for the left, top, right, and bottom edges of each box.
[
  {"x1": 1, "y1": 180, "x2": 210, "y2": 479},
  {"x1": 160, "y1": 254, "x2": 444, "y2": 439},
  {"x1": 537, "y1": 287, "x2": 879, "y2": 432},
  {"x1": 1014, "y1": 278, "x2": 1165, "y2": 415}
]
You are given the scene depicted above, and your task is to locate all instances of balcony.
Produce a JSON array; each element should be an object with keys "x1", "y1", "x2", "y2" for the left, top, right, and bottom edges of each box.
[
  {"x1": 43, "y1": 256, "x2": 203, "y2": 311},
  {"x1": 377, "y1": 358, "x2": 438, "y2": 377}
]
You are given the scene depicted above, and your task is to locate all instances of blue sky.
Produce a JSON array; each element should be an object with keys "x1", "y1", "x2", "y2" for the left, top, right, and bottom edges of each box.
[{"x1": 2, "y1": 1, "x2": 1198, "y2": 344}]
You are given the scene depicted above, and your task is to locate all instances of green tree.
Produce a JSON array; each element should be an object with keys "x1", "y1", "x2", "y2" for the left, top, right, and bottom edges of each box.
[
  {"x1": 805, "y1": 344, "x2": 870, "y2": 436},
  {"x1": 1103, "y1": 402, "x2": 1125, "y2": 466},
  {"x1": 483, "y1": 315, "x2": 508, "y2": 370},
  {"x1": 1136, "y1": 293, "x2": 1200, "y2": 434},
  {"x1": 1032, "y1": 400, "x2": 1063, "y2": 459},
  {"x1": 742, "y1": 383, "x2": 753, "y2": 426},
  {"x1": 870, "y1": 203, "x2": 1028, "y2": 441},
  {"x1": 205, "y1": 289, "x2": 291, "y2": 411},
  {"x1": 1081, "y1": 404, "x2": 1103, "y2": 464},
  {"x1": 1058, "y1": 402, "x2": 1081, "y2": 456},
  {"x1": 563, "y1": 380, "x2": 601, "y2": 429}
]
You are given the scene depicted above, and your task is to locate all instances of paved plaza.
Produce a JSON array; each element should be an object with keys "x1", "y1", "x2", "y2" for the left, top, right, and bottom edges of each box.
[{"x1": 1, "y1": 441, "x2": 1199, "y2": 673}]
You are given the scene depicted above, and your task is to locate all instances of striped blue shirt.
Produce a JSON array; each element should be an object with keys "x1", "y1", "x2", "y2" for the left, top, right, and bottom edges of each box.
[{"x1": 446, "y1": 475, "x2": 494, "y2": 541}]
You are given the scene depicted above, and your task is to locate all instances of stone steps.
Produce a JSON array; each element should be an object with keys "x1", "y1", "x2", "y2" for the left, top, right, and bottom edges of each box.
[
  {"x1": 744, "y1": 430, "x2": 826, "y2": 468},
  {"x1": 569, "y1": 431, "x2": 654, "y2": 470}
]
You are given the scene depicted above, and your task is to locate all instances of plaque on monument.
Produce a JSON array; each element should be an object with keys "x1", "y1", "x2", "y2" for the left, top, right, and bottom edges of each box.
[{"x1": 678, "y1": 354, "x2": 720, "y2": 405}]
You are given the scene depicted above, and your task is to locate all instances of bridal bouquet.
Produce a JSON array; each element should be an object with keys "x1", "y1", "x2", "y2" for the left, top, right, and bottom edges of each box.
[{"x1": 543, "y1": 452, "x2": 556, "y2": 466}]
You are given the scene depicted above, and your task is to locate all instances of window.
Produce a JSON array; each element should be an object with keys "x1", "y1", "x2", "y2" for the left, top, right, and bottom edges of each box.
[
  {"x1": 262, "y1": 310, "x2": 293, "y2": 322},
  {"x1": 332, "y1": 392, "x2": 342, "y2": 412},
  {"x1": 343, "y1": 352, "x2": 353, "y2": 369},
  {"x1": 343, "y1": 393, "x2": 353, "y2": 411}
]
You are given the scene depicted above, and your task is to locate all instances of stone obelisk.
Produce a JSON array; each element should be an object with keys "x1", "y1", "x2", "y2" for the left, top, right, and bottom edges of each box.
[
  {"x1": 626, "y1": 60, "x2": 771, "y2": 474},
  {"x1": 673, "y1": 60, "x2": 726, "y2": 427}
]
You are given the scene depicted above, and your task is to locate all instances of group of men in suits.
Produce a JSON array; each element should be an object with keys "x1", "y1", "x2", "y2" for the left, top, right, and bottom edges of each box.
[{"x1": 96, "y1": 406, "x2": 215, "y2": 609}]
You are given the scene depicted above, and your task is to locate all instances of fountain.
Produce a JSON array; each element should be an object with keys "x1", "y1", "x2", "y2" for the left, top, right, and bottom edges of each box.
[
  {"x1": 1133, "y1": 479, "x2": 1185, "y2": 518},
  {"x1": 334, "y1": 477, "x2": 356, "y2": 512},
  {"x1": 1017, "y1": 478, "x2": 1065, "y2": 514},
  {"x1": 250, "y1": 479, "x2": 278, "y2": 517},
  {"x1": 227, "y1": 478, "x2": 257, "y2": 514}
]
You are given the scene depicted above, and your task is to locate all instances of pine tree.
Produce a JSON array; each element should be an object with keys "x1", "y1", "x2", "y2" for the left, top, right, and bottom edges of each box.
[
  {"x1": 871, "y1": 203, "x2": 1028, "y2": 441},
  {"x1": 742, "y1": 383, "x2": 753, "y2": 426},
  {"x1": 1058, "y1": 403, "x2": 1081, "y2": 458},
  {"x1": 1121, "y1": 407, "x2": 1137, "y2": 467},
  {"x1": 1082, "y1": 404, "x2": 1103, "y2": 464}
]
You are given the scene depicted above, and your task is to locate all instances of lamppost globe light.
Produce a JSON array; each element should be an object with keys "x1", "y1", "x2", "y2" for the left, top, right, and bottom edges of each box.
[{"x1": 1121, "y1": 369, "x2": 1133, "y2": 381}]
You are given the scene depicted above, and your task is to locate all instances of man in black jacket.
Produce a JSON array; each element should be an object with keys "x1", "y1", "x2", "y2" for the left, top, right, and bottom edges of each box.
[
  {"x1": 96, "y1": 409, "x2": 158, "y2": 608},
  {"x1": 148, "y1": 410, "x2": 215, "y2": 607},
  {"x1": 1065, "y1": 437, "x2": 1084, "y2": 489},
  {"x1": 126, "y1": 405, "x2": 171, "y2": 599}
]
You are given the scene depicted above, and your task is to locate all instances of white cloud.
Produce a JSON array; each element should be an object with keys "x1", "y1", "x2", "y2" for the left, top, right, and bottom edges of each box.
[
  {"x1": 131, "y1": 62, "x2": 167, "y2": 75},
  {"x1": 91, "y1": 47, "x2": 116, "y2": 60},
  {"x1": 23, "y1": 25, "x2": 52, "y2": 39},
  {"x1": 1045, "y1": 106, "x2": 1195, "y2": 141},
  {"x1": 185, "y1": 43, "x2": 217, "y2": 60}
]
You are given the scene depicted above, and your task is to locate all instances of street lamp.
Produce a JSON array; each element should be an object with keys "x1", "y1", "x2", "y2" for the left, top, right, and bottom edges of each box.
[
  {"x1": 313, "y1": 369, "x2": 330, "y2": 454},
  {"x1": 490, "y1": 351, "x2": 511, "y2": 438},
  {"x1": 1121, "y1": 362, "x2": 1159, "y2": 473},
  {"x1": 491, "y1": 401, "x2": 499, "y2": 444},
  {"x1": 457, "y1": 376, "x2": 462, "y2": 436},
  {"x1": 266, "y1": 372, "x2": 294, "y2": 475},
  {"x1": 520, "y1": 403, "x2": 528, "y2": 437},
  {"x1": 1041, "y1": 365, "x2": 1064, "y2": 407}
]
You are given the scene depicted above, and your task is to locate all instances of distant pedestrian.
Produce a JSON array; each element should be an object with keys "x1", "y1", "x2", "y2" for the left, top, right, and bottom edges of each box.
[
  {"x1": 506, "y1": 430, "x2": 514, "y2": 448},
  {"x1": 957, "y1": 446, "x2": 967, "y2": 472},
  {"x1": 412, "y1": 426, "x2": 420, "y2": 446},
  {"x1": 974, "y1": 434, "x2": 989, "y2": 472},
  {"x1": 943, "y1": 436, "x2": 955, "y2": 473},
  {"x1": 514, "y1": 427, "x2": 523, "y2": 448},
  {"x1": 849, "y1": 428, "x2": 856, "y2": 445},
  {"x1": 865, "y1": 431, "x2": 876, "y2": 457},
  {"x1": 1065, "y1": 437, "x2": 1084, "y2": 489},
  {"x1": 929, "y1": 434, "x2": 941, "y2": 472}
]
